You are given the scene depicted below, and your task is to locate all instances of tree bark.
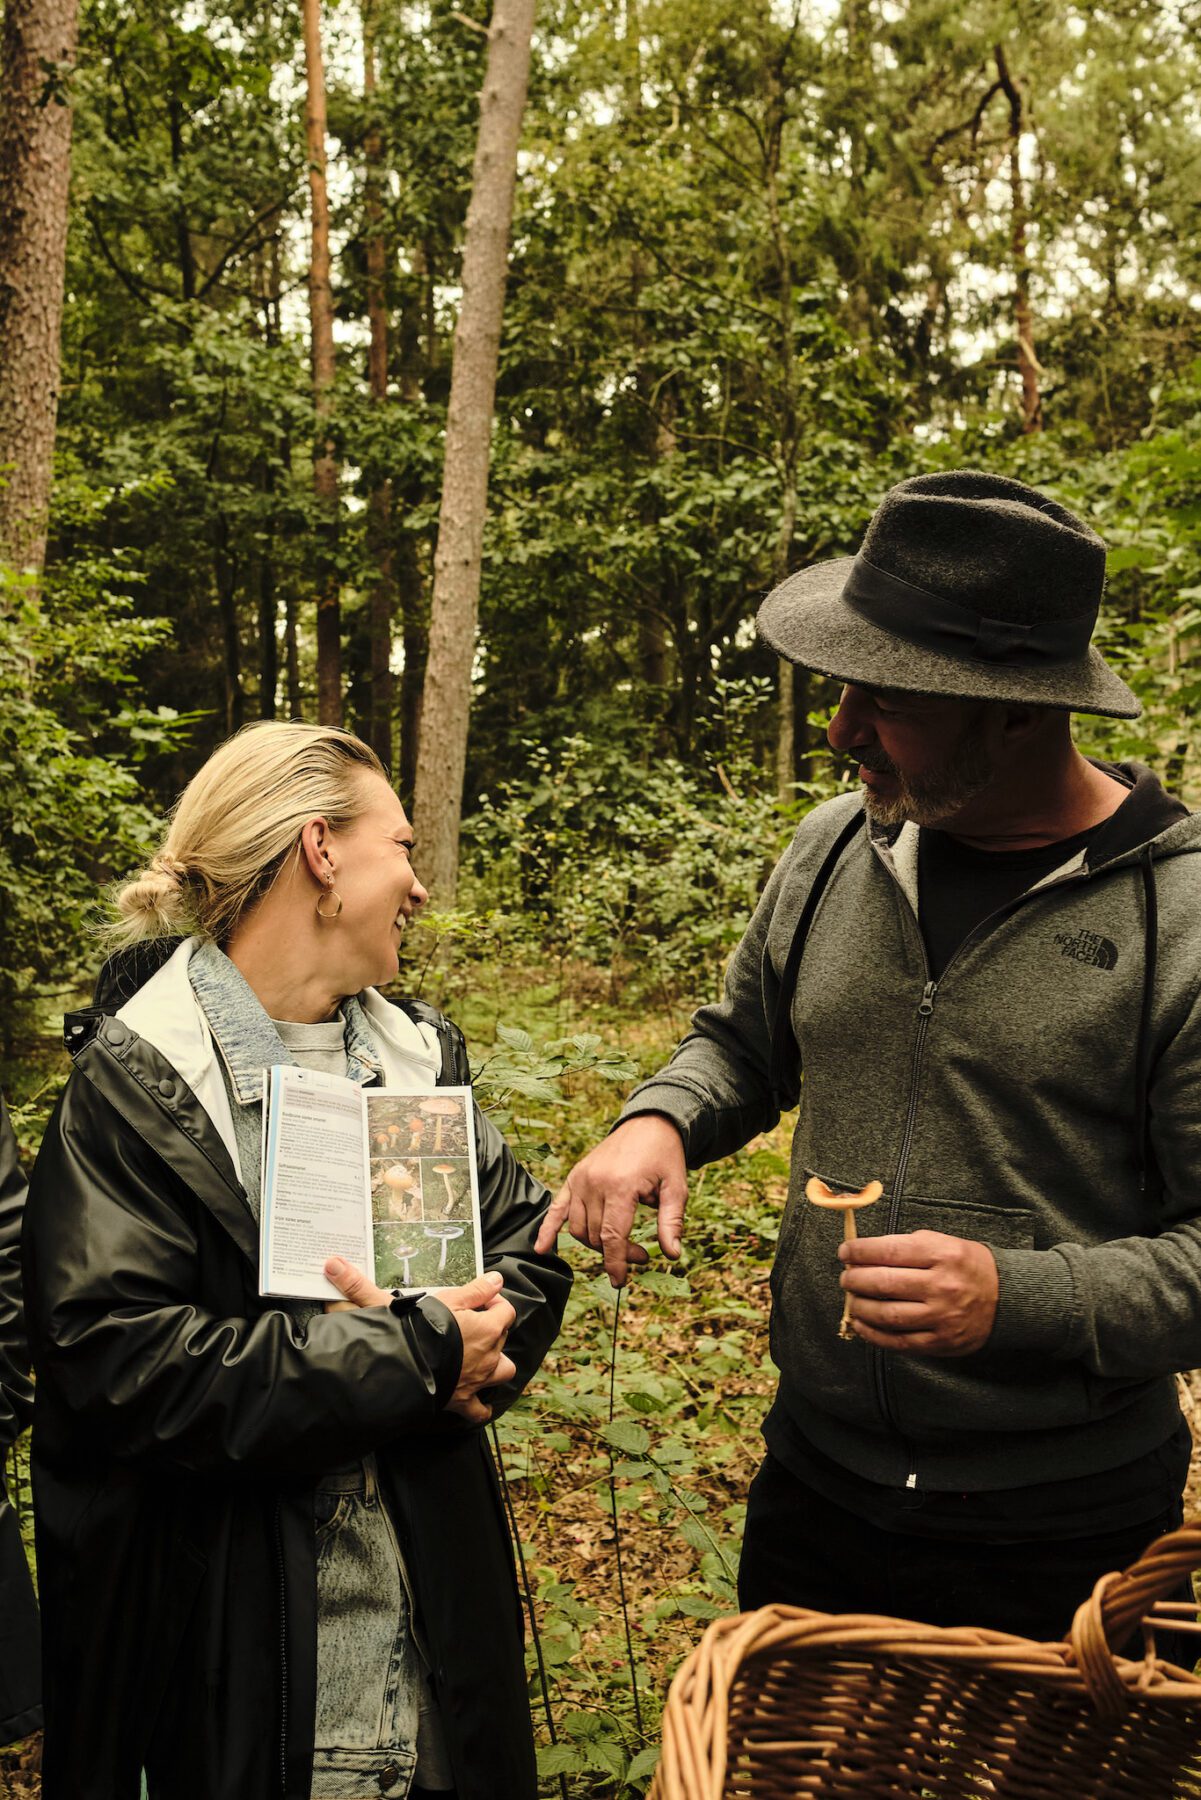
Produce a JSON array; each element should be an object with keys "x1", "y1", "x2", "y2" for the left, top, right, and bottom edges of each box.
[
  {"x1": 363, "y1": 0, "x2": 394, "y2": 772},
  {"x1": 285, "y1": 594, "x2": 302, "y2": 719},
  {"x1": 412, "y1": 0, "x2": 536, "y2": 901},
  {"x1": 257, "y1": 460, "x2": 278, "y2": 718},
  {"x1": 303, "y1": 0, "x2": 341, "y2": 724},
  {"x1": 995, "y1": 44, "x2": 1042, "y2": 434},
  {"x1": 0, "y1": 0, "x2": 79, "y2": 574},
  {"x1": 398, "y1": 530, "x2": 427, "y2": 807},
  {"x1": 763, "y1": 46, "x2": 807, "y2": 799}
]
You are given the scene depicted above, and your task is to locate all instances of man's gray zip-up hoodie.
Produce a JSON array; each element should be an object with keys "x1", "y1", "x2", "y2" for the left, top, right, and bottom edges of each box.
[{"x1": 620, "y1": 767, "x2": 1201, "y2": 1495}]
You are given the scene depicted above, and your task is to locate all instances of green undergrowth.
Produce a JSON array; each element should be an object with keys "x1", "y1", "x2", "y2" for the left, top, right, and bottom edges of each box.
[{"x1": 444, "y1": 968, "x2": 791, "y2": 1798}]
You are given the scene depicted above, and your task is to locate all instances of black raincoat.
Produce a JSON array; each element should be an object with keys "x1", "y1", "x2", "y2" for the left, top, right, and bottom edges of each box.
[
  {"x1": 0, "y1": 1096, "x2": 41, "y2": 1744},
  {"x1": 23, "y1": 947, "x2": 571, "y2": 1799}
]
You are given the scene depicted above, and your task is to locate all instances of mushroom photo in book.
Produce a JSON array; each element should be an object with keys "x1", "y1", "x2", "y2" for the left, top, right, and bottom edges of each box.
[{"x1": 259, "y1": 1065, "x2": 484, "y2": 1299}]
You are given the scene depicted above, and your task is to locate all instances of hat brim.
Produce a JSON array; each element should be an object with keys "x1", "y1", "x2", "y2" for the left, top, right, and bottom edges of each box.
[{"x1": 757, "y1": 558, "x2": 1141, "y2": 720}]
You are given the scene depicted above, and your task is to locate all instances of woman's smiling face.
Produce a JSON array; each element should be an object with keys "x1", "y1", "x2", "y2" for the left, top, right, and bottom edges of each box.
[{"x1": 319, "y1": 773, "x2": 428, "y2": 990}]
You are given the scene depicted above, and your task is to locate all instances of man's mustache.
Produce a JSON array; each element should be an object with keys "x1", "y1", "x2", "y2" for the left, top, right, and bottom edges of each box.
[{"x1": 847, "y1": 747, "x2": 898, "y2": 776}]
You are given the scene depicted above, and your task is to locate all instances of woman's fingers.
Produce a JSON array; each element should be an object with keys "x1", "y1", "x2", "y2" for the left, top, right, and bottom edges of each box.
[{"x1": 323, "y1": 1254, "x2": 391, "y2": 1308}]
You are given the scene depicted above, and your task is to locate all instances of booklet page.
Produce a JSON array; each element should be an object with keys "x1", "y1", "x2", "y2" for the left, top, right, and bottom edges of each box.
[
  {"x1": 366, "y1": 1086, "x2": 483, "y2": 1293},
  {"x1": 261, "y1": 1065, "x2": 372, "y2": 1300}
]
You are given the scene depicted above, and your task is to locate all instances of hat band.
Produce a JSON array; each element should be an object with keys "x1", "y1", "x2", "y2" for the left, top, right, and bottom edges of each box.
[{"x1": 842, "y1": 556, "x2": 1096, "y2": 668}]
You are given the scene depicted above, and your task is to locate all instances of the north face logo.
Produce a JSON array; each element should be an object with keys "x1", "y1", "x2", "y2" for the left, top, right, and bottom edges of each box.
[{"x1": 1054, "y1": 929, "x2": 1118, "y2": 970}]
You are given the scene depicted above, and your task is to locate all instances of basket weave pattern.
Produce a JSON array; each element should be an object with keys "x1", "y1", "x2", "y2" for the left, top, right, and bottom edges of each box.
[{"x1": 651, "y1": 1523, "x2": 1201, "y2": 1799}]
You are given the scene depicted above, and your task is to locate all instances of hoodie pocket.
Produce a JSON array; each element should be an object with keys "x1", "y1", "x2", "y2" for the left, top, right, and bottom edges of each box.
[
  {"x1": 883, "y1": 1194, "x2": 1095, "y2": 1441},
  {"x1": 888, "y1": 1194, "x2": 1037, "y2": 1251}
]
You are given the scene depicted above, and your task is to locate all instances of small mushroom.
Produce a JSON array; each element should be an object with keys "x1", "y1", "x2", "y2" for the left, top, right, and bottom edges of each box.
[
  {"x1": 424, "y1": 1222, "x2": 465, "y2": 1273},
  {"x1": 407, "y1": 1114, "x2": 426, "y2": 1152},
  {"x1": 391, "y1": 1241, "x2": 419, "y2": 1286},
  {"x1": 420, "y1": 1096, "x2": 461, "y2": 1155},
  {"x1": 805, "y1": 1176, "x2": 883, "y2": 1341},
  {"x1": 382, "y1": 1162, "x2": 418, "y2": 1220},
  {"x1": 431, "y1": 1161, "x2": 458, "y2": 1216}
]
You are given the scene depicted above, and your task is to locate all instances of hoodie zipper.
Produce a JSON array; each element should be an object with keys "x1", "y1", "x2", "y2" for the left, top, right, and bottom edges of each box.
[
  {"x1": 865, "y1": 842, "x2": 1097, "y2": 1494},
  {"x1": 869, "y1": 977, "x2": 937, "y2": 1490}
]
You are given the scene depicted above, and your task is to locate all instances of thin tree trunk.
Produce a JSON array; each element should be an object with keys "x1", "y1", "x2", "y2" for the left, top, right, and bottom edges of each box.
[
  {"x1": 285, "y1": 594, "x2": 302, "y2": 719},
  {"x1": 396, "y1": 261, "x2": 428, "y2": 804},
  {"x1": 303, "y1": 0, "x2": 341, "y2": 723},
  {"x1": 995, "y1": 44, "x2": 1042, "y2": 434},
  {"x1": 258, "y1": 461, "x2": 278, "y2": 719},
  {"x1": 258, "y1": 235, "x2": 281, "y2": 719},
  {"x1": 624, "y1": 0, "x2": 670, "y2": 706},
  {"x1": 412, "y1": 0, "x2": 536, "y2": 901},
  {"x1": 763, "y1": 56, "x2": 806, "y2": 799},
  {"x1": 0, "y1": 0, "x2": 79, "y2": 574},
  {"x1": 214, "y1": 514, "x2": 244, "y2": 737},
  {"x1": 363, "y1": 0, "x2": 394, "y2": 771},
  {"x1": 398, "y1": 531, "x2": 426, "y2": 806}
]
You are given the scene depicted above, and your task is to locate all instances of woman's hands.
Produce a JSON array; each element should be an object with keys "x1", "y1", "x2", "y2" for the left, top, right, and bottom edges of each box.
[{"x1": 323, "y1": 1256, "x2": 517, "y2": 1423}]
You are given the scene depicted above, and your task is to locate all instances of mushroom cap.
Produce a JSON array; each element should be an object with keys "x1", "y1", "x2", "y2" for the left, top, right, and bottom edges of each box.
[
  {"x1": 420, "y1": 1097, "x2": 461, "y2": 1116},
  {"x1": 383, "y1": 1163, "x2": 416, "y2": 1190},
  {"x1": 423, "y1": 1223, "x2": 465, "y2": 1239},
  {"x1": 804, "y1": 1176, "x2": 883, "y2": 1211},
  {"x1": 430, "y1": 1161, "x2": 457, "y2": 1176}
]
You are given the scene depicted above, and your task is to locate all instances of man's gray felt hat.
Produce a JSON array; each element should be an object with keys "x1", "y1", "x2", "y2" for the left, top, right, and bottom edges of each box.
[{"x1": 757, "y1": 470, "x2": 1140, "y2": 719}]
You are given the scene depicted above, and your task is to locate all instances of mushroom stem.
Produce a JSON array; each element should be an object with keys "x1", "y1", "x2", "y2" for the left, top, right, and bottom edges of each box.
[{"x1": 804, "y1": 1177, "x2": 883, "y2": 1340}]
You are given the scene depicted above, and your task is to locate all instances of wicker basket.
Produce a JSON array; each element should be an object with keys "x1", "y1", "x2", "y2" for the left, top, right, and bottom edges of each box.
[{"x1": 650, "y1": 1521, "x2": 1201, "y2": 1799}]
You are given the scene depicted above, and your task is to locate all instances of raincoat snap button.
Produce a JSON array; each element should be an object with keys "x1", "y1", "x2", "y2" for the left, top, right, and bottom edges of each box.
[
  {"x1": 377, "y1": 1767, "x2": 400, "y2": 1792},
  {"x1": 158, "y1": 1078, "x2": 175, "y2": 1099}
]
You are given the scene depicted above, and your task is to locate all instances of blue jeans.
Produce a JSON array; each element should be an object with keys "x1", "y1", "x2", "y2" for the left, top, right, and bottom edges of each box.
[{"x1": 310, "y1": 1459, "x2": 421, "y2": 1799}]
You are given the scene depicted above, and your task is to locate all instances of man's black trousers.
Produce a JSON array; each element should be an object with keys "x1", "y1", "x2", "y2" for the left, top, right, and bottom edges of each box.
[{"x1": 738, "y1": 1451, "x2": 1187, "y2": 1647}]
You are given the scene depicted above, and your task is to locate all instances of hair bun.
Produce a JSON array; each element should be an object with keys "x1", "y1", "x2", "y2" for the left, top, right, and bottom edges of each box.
[{"x1": 149, "y1": 852, "x2": 188, "y2": 884}]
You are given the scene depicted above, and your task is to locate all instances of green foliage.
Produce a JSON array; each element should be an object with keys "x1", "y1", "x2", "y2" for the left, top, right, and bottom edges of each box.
[
  {"x1": 0, "y1": 540, "x2": 182, "y2": 1051},
  {"x1": 459, "y1": 682, "x2": 845, "y2": 1014}
]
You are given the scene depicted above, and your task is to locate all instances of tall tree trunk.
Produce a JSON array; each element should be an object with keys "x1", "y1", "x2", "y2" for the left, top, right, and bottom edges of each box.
[
  {"x1": 363, "y1": 0, "x2": 394, "y2": 772},
  {"x1": 214, "y1": 513, "x2": 244, "y2": 737},
  {"x1": 0, "y1": 0, "x2": 79, "y2": 574},
  {"x1": 763, "y1": 51, "x2": 807, "y2": 799},
  {"x1": 303, "y1": 0, "x2": 341, "y2": 723},
  {"x1": 624, "y1": 0, "x2": 670, "y2": 710},
  {"x1": 396, "y1": 257, "x2": 428, "y2": 804},
  {"x1": 412, "y1": 0, "x2": 536, "y2": 901},
  {"x1": 995, "y1": 44, "x2": 1042, "y2": 434},
  {"x1": 258, "y1": 460, "x2": 278, "y2": 719},
  {"x1": 398, "y1": 531, "x2": 426, "y2": 806},
  {"x1": 285, "y1": 594, "x2": 302, "y2": 719}
]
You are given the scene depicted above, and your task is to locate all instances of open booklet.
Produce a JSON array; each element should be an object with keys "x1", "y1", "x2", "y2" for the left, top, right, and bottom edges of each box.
[{"x1": 260, "y1": 1065, "x2": 484, "y2": 1301}]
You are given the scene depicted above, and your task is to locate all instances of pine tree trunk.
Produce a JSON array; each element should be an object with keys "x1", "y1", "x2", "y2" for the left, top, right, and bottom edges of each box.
[
  {"x1": 398, "y1": 530, "x2": 426, "y2": 807},
  {"x1": 996, "y1": 45, "x2": 1042, "y2": 434},
  {"x1": 363, "y1": 0, "x2": 394, "y2": 771},
  {"x1": 285, "y1": 594, "x2": 302, "y2": 719},
  {"x1": 0, "y1": 0, "x2": 79, "y2": 574},
  {"x1": 412, "y1": 0, "x2": 536, "y2": 902},
  {"x1": 303, "y1": 0, "x2": 341, "y2": 724}
]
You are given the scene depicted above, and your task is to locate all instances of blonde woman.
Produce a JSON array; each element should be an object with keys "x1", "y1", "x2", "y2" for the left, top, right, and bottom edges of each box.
[{"x1": 23, "y1": 722, "x2": 571, "y2": 1800}]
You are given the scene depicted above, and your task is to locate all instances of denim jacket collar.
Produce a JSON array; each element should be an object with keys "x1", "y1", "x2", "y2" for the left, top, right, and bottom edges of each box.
[{"x1": 187, "y1": 939, "x2": 381, "y2": 1105}]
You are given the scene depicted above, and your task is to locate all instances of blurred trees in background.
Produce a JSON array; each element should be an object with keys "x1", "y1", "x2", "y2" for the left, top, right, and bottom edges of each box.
[{"x1": 0, "y1": 0, "x2": 1200, "y2": 1025}]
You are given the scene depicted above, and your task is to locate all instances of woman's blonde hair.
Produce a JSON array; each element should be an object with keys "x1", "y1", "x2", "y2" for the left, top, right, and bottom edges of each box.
[{"x1": 111, "y1": 721, "x2": 387, "y2": 946}]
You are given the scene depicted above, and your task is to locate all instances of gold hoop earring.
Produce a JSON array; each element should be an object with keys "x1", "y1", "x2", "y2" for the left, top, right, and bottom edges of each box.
[{"x1": 316, "y1": 888, "x2": 343, "y2": 920}]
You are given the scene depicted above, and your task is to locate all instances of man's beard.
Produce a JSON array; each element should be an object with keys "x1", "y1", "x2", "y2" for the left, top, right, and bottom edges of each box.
[{"x1": 857, "y1": 729, "x2": 996, "y2": 829}]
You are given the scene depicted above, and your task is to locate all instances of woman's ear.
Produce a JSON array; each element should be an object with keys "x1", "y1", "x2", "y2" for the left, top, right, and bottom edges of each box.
[{"x1": 298, "y1": 817, "x2": 335, "y2": 887}]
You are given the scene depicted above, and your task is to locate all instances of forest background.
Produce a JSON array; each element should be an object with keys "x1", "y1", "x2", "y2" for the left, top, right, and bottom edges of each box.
[{"x1": 1, "y1": 0, "x2": 1201, "y2": 1792}]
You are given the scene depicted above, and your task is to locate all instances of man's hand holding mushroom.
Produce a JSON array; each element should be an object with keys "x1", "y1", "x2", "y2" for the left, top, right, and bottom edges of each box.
[{"x1": 838, "y1": 1230, "x2": 999, "y2": 1357}]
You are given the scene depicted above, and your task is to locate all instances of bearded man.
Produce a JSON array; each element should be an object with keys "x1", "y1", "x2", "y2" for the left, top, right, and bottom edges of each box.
[{"x1": 537, "y1": 469, "x2": 1201, "y2": 1636}]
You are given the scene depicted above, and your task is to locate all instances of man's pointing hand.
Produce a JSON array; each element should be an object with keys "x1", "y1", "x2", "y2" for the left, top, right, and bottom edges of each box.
[{"x1": 534, "y1": 1113, "x2": 689, "y2": 1288}]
